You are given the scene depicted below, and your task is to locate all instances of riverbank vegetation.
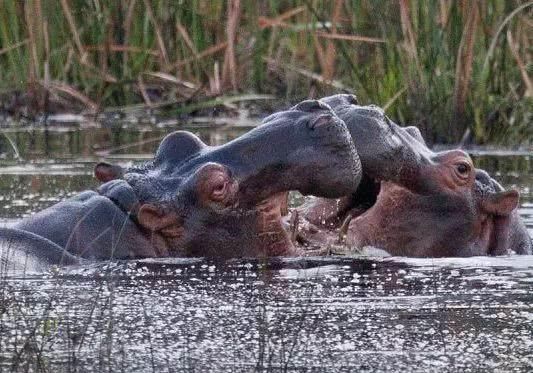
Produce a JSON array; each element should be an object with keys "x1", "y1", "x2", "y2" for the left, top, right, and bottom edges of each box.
[{"x1": 0, "y1": 0, "x2": 531, "y2": 144}]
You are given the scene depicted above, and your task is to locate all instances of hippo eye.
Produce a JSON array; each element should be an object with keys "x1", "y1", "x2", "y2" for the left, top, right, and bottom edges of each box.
[{"x1": 455, "y1": 162, "x2": 470, "y2": 177}]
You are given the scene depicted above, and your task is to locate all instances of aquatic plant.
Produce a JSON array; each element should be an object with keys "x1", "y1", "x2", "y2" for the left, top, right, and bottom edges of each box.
[{"x1": 0, "y1": 0, "x2": 531, "y2": 144}]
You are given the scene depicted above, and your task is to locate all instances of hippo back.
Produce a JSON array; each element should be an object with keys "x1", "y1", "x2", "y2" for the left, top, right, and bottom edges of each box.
[{"x1": 0, "y1": 227, "x2": 82, "y2": 273}]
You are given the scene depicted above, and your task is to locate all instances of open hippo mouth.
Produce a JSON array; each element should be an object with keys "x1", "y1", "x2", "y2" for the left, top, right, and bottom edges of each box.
[
  {"x1": 294, "y1": 95, "x2": 530, "y2": 257},
  {"x1": 95, "y1": 100, "x2": 362, "y2": 258},
  {"x1": 297, "y1": 135, "x2": 531, "y2": 257}
]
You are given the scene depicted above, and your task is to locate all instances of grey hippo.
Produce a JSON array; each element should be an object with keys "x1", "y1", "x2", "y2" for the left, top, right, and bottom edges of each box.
[{"x1": 0, "y1": 100, "x2": 361, "y2": 270}]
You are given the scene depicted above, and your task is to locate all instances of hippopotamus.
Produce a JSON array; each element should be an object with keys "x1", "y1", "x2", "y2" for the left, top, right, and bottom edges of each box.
[
  {"x1": 1, "y1": 100, "x2": 361, "y2": 266},
  {"x1": 295, "y1": 95, "x2": 531, "y2": 256}
]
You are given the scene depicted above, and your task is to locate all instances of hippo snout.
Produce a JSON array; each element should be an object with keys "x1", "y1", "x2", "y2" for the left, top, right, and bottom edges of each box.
[{"x1": 307, "y1": 114, "x2": 337, "y2": 130}]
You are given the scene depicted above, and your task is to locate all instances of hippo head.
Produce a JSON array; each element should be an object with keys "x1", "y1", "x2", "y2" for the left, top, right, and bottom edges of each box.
[
  {"x1": 303, "y1": 95, "x2": 493, "y2": 230},
  {"x1": 319, "y1": 94, "x2": 469, "y2": 195},
  {"x1": 346, "y1": 149, "x2": 532, "y2": 257},
  {"x1": 95, "y1": 101, "x2": 361, "y2": 258}
]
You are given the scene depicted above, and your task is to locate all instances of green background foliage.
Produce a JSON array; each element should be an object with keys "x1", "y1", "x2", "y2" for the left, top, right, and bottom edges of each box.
[{"x1": 0, "y1": 0, "x2": 531, "y2": 144}]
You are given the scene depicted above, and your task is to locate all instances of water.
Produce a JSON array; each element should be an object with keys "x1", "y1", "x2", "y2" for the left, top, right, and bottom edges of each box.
[{"x1": 0, "y1": 125, "x2": 531, "y2": 372}]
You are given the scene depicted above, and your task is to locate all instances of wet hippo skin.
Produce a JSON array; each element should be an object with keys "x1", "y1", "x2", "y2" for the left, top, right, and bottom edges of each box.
[
  {"x1": 94, "y1": 100, "x2": 361, "y2": 259},
  {"x1": 2, "y1": 100, "x2": 361, "y2": 264},
  {"x1": 0, "y1": 227, "x2": 81, "y2": 272},
  {"x1": 13, "y1": 191, "x2": 159, "y2": 260}
]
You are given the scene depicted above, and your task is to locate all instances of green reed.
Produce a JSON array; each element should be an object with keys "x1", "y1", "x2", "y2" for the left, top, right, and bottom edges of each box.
[{"x1": 0, "y1": 0, "x2": 530, "y2": 144}]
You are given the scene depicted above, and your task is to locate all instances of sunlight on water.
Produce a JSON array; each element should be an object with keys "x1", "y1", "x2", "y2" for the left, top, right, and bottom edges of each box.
[{"x1": 1, "y1": 257, "x2": 532, "y2": 372}]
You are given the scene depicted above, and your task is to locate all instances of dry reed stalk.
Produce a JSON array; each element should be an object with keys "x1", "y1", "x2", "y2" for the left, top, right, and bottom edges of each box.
[
  {"x1": 315, "y1": 32, "x2": 385, "y2": 43},
  {"x1": 24, "y1": 0, "x2": 47, "y2": 112},
  {"x1": 85, "y1": 45, "x2": 159, "y2": 56},
  {"x1": 175, "y1": 20, "x2": 212, "y2": 80},
  {"x1": 43, "y1": 19, "x2": 50, "y2": 81},
  {"x1": 312, "y1": 32, "x2": 327, "y2": 73},
  {"x1": 42, "y1": 16, "x2": 50, "y2": 113},
  {"x1": 167, "y1": 42, "x2": 228, "y2": 71},
  {"x1": 78, "y1": 56, "x2": 118, "y2": 83},
  {"x1": 47, "y1": 82, "x2": 98, "y2": 112},
  {"x1": 176, "y1": 21, "x2": 198, "y2": 56},
  {"x1": 64, "y1": 46, "x2": 75, "y2": 76},
  {"x1": 482, "y1": 1, "x2": 533, "y2": 72},
  {"x1": 322, "y1": 0, "x2": 343, "y2": 81},
  {"x1": 399, "y1": 0, "x2": 423, "y2": 83},
  {"x1": 145, "y1": 72, "x2": 197, "y2": 89},
  {"x1": 60, "y1": 0, "x2": 87, "y2": 62},
  {"x1": 506, "y1": 30, "x2": 532, "y2": 98},
  {"x1": 222, "y1": 0, "x2": 241, "y2": 91},
  {"x1": 96, "y1": 5, "x2": 112, "y2": 108},
  {"x1": 258, "y1": 6, "x2": 305, "y2": 29},
  {"x1": 266, "y1": 23, "x2": 280, "y2": 61},
  {"x1": 453, "y1": 0, "x2": 479, "y2": 117},
  {"x1": 210, "y1": 61, "x2": 221, "y2": 95},
  {"x1": 263, "y1": 57, "x2": 347, "y2": 90},
  {"x1": 137, "y1": 76, "x2": 153, "y2": 107},
  {"x1": 0, "y1": 39, "x2": 29, "y2": 56},
  {"x1": 143, "y1": 0, "x2": 169, "y2": 66},
  {"x1": 24, "y1": 1, "x2": 40, "y2": 83},
  {"x1": 383, "y1": 86, "x2": 408, "y2": 111},
  {"x1": 438, "y1": 0, "x2": 451, "y2": 27},
  {"x1": 123, "y1": 0, "x2": 137, "y2": 70}
]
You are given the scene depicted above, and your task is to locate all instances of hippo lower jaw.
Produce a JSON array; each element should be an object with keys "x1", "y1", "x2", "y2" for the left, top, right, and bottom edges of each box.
[{"x1": 343, "y1": 180, "x2": 529, "y2": 257}]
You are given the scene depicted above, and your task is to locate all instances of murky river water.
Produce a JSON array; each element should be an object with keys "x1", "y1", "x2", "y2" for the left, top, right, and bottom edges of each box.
[{"x1": 0, "y1": 124, "x2": 531, "y2": 372}]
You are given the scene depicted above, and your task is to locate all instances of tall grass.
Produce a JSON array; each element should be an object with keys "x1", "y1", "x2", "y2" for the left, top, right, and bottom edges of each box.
[{"x1": 0, "y1": 0, "x2": 531, "y2": 144}]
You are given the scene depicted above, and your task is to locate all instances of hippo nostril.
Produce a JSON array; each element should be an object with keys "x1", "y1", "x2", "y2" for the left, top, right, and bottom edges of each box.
[
  {"x1": 308, "y1": 114, "x2": 334, "y2": 130},
  {"x1": 211, "y1": 181, "x2": 228, "y2": 201},
  {"x1": 475, "y1": 169, "x2": 491, "y2": 183}
]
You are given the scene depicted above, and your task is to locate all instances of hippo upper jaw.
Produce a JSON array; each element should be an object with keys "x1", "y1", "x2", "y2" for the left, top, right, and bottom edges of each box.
[
  {"x1": 318, "y1": 94, "x2": 439, "y2": 195},
  {"x1": 168, "y1": 102, "x2": 361, "y2": 209}
]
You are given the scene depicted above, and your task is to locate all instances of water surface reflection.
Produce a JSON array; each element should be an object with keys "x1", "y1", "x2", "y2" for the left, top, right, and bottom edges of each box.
[{"x1": 1, "y1": 257, "x2": 532, "y2": 371}]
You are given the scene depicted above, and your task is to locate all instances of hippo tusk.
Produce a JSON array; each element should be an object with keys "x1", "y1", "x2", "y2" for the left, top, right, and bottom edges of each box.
[
  {"x1": 338, "y1": 214, "x2": 353, "y2": 244},
  {"x1": 289, "y1": 208, "x2": 300, "y2": 244}
]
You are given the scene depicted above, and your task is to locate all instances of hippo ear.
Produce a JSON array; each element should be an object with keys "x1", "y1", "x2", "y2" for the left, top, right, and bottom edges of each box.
[
  {"x1": 137, "y1": 204, "x2": 182, "y2": 235},
  {"x1": 94, "y1": 162, "x2": 124, "y2": 182},
  {"x1": 481, "y1": 189, "x2": 519, "y2": 216},
  {"x1": 155, "y1": 131, "x2": 206, "y2": 165}
]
